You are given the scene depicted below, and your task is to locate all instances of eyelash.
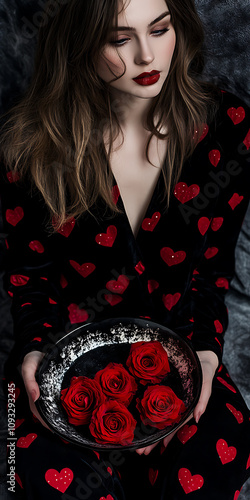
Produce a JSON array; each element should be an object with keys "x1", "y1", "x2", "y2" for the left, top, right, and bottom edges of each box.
[{"x1": 110, "y1": 28, "x2": 170, "y2": 46}]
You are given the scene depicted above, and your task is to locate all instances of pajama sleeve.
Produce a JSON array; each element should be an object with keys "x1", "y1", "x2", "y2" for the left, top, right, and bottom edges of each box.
[
  {"x1": 189, "y1": 94, "x2": 250, "y2": 365},
  {"x1": 0, "y1": 164, "x2": 66, "y2": 368}
]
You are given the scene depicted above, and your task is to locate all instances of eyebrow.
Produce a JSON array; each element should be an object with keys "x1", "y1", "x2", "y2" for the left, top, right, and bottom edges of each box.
[{"x1": 111, "y1": 11, "x2": 170, "y2": 31}]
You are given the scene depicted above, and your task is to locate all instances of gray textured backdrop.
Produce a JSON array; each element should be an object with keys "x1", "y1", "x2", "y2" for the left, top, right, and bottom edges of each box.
[{"x1": 0, "y1": 1, "x2": 249, "y2": 498}]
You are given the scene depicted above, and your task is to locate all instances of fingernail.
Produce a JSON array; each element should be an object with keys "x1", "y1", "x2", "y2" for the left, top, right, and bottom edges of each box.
[
  {"x1": 31, "y1": 390, "x2": 37, "y2": 402},
  {"x1": 195, "y1": 411, "x2": 201, "y2": 424}
]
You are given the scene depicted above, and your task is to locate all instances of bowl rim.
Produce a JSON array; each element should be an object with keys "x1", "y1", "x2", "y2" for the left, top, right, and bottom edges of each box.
[{"x1": 35, "y1": 316, "x2": 202, "y2": 451}]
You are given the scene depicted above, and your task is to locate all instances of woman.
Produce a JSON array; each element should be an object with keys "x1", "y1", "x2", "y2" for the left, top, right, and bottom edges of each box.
[{"x1": 0, "y1": 0, "x2": 249, "y2": 498}]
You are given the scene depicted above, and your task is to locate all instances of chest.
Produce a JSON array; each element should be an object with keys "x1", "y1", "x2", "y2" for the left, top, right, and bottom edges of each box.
[{"x1": 107, "y1": 134, "x2": 168, "y2": 239}]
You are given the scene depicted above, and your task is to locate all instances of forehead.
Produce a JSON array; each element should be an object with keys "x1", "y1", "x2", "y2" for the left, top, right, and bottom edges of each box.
[{"x1": 115, "y1": 0, "x2": 170, "y2": 28}]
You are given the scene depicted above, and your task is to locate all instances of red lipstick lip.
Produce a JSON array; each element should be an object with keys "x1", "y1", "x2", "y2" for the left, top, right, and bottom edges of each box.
[{"x1": 133, "y1": 70, "x2": 160, "y2": 79}]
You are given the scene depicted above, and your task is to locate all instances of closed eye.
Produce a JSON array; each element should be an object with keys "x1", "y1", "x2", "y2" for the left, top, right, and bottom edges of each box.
[{"x1": 109, "y1": 28, "x2": 170, "y2": 46}]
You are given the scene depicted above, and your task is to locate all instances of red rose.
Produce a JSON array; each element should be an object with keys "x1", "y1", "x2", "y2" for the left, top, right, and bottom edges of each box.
[
  {"x1": 89, "y1": 400, "x2": 137, "y2": 445},
  {"x1": 94, "y1": 363, "x2": 137, "y2": 406},
  {"x1": 126, "y1": 341, "x2": 170, "y2": 385},
  {"x1": 136, "y1": 385, "x2": 186, "y2": 429},
  {"x1": 60, "y1": 376, "x2": 105, "y2": 426}
]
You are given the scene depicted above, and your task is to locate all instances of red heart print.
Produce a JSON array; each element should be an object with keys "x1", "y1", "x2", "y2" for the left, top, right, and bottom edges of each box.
[
  {"x1": 135, "y1": 261, "x2": 145, "y2": 274},
  {"x1": 107, "y1": 467, "x2": 112, "y2": 476},
  {"x1": 160, "y1": 247, "x2": 186, "y2": 267},
  {"x1": 45, "y1": 468, "x2": 74, "y2": 494},
  {"x1": 15, "y1": 473, "x2": 23, "y2": 489},
  {"x1": 160, "y1": 443, "x2": 166, "y2": 454},
  {"x1": 234, "y1": 492, "x2": 240, "y2": 500},
  {"x1": 174, "y1": 183, "x2": 200, "y2": 204},
  {"x1": 204, "y1": 247, "x2": 218, "y2": 259},
  {"x1": 29, "y1": 240, "x2": 45, "y2": 253},
  {"x1": 68, "y1": 304, "x2": 88, "y2": 324},
  {"x1": 148, "y1": 280, "x2": 159, "y2": 294},
  {"x1": 7, "y1": 171, "x2": 20, "y2": 183},
  {"x1": 104, "y1": 294, "x2": 123, "y2": 306},
  {"x1": 6, "y1": 207, "x2": 24, "y2": 226},
  {"x1": 198, "y1": 217, "x2": 211, "y2": 235},
  {"x1": 32, "y1": 337, "x2": 42, "y2": 341},
  {"x1": 17, "y1": 433, "x2": 37, "y2": 448},
  {"x1": 214, "y1": 320, "x2": 223, "y2": 333},
  {"x1": 228, "y1": 193, "x2": 244, "y2": 210},
  {"x1": 193, "y1": 123, "x2": 209, "y2": 142},
  {"x1": 60, "y1": 274, "x2": 68, "y2": 288},
  {"x1": 178, "y1": 468, "x2": 204, "y2": 494},
  {"x1": 217, "y1": 377, "x2": 236, "y2": 393},
  {"x1": 209, "y1": 149, "x2": 221, "y2": 167},
  {"x1": 70, "y1": 260, "x2": 96, "y2": 278},
  {"x1": 162, "y1": 293, "x2": 181, "y2": 311},
  {"x1": 99, "y1": 495, "x2": 114, "y2": 500},
  {"x1": 10, "y1": 274, "x2": 30, "y2": 286},
  {"x1": 106, "y1": 275, "x2": 129, "y2": 294},
  {"x1": 142, "y1": 212, "x2": 161, "y2": 231},
  {"x1": 60, "y1": 438, "x2": 69, "y2": 444},
  {"x1": 226, "y1": 404, "x2": 243, "y2": 424},
  {"x1": 148, "y1": 468, "x2": 159, "y2": 486},
  {"x1": 15, "y1": 419, "x2": 25, "y2": 430},
  {"x1": 211, "y1": 217, "x2": 224, "y2": 231},
  {"x1": 52, "y1": 217, "x2": 75, "y2": 237},
  {"x1": 216, "y1": 439, "x2": 237, "y2": 464},
  {"x1": 177, "y1": 424, "x2": 198, "y2": 444},
  {"x1": 112, "y1": 185, "x2": 120, "y2": 205},
  {"x1": 49, "y1": 298, "x2": 57, "y2": 304},
  {"x1": 95, "y1": 225, "x2": 117, "y2": 247},
  {"x1": 227, "y1": 107, "x2": 245, "y2": 125},
  {"x1": 9, "y1": 385, "x2": 20, "y2": 401},
  {"x1": 215, "y1": 337, "x2": 222, "y2": 349},
  {"x1": 93, "y1": 451, "x2": 100, "y2": 460},
  {"x1": 198, "y1": 124, "x2": 209, "y2": 142},
  {"x1": 215, "y1": 277, "x2": 229, "y2": 289},
  {"x1": 243, "y1": 129, "x2": 250, "y2": 150},
  {"x1": 247, "y1": 453, "x2": 250, "y2": 469}
]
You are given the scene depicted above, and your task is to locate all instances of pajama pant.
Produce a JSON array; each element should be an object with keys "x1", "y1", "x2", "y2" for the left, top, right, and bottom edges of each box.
[{"x1": 5, "y1": 363, "x2": 250, "y2": 500}]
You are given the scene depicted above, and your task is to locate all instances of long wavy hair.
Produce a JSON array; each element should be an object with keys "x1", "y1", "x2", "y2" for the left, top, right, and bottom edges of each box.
[{"x1": 0, "y1": 0, "x2": 220, "y2": 231}]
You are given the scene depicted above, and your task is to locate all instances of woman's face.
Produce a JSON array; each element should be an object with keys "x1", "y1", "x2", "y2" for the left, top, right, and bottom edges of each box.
[{"x1": 96, "y1": 0, "x2": 176, "y2": 100}]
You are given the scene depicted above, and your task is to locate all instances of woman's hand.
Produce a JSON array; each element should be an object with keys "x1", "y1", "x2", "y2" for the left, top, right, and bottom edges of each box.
[
  {"x1": 193, "y1": 350, "x2": 219, "y2": 423},
  {"x1": 135, "y1": 350, "x2": 219, "y2": 455},
  {"x1": 21, "y1": 350, "x2": 52, "y2": 431}
]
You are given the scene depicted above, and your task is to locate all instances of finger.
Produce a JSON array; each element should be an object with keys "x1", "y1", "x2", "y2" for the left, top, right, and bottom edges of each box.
[
  {"x1": 22, "y1": 352, "x2": 44, "y2": 402},
  {"x1": 22, "y1": 353, "x2": 52, "y2": 431},
  {"x1": 135, "y1": 441, "x2": 158, "y2": 455},
  {"x1": 193, "y1": 374, "x2": 212, "y2": 423},
  {"x1": 162, "y1": 431, "x2": 176, "y2": 448}
]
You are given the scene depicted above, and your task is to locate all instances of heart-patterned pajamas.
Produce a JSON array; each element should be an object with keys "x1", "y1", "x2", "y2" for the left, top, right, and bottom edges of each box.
[{"x1": 1, "y1": 89, "x2": 250, "y2": 499}]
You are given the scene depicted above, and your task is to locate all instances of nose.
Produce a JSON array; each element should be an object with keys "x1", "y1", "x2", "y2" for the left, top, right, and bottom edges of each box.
[{"x1": 134, "y1": 37, "x2": 155, "y2": 65}]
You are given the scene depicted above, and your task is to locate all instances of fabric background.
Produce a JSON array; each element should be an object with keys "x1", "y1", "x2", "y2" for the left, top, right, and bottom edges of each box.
[{"x1": 0, "y1": 1, "x2": 249, "y2": 498}]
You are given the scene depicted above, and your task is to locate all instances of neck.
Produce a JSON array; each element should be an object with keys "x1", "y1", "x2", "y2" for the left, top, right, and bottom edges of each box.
[{"x1": 109, "y1": 88, "x2": 156, "y2": 132}]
